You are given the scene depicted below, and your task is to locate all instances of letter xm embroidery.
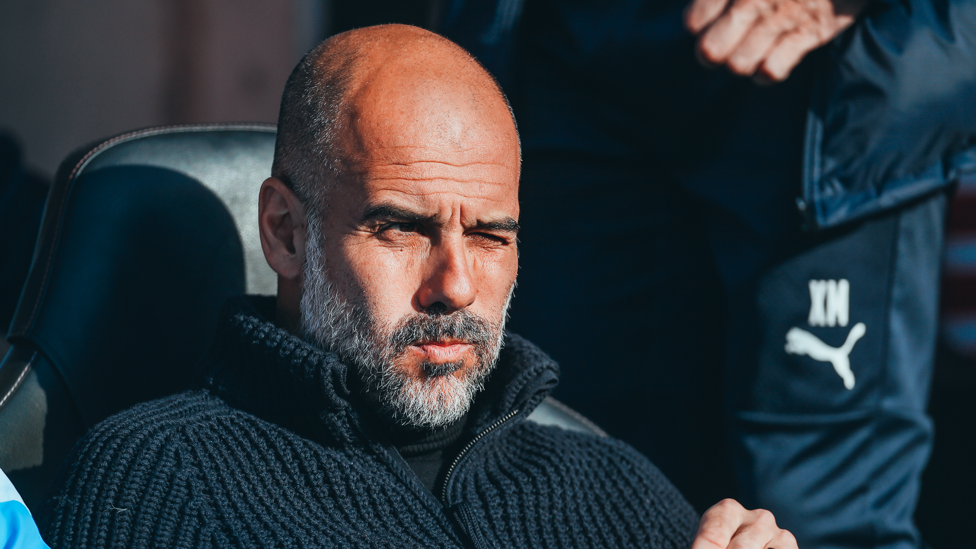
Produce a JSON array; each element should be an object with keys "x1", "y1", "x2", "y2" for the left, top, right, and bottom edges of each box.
[{"x1": 808, "y1": 279, "x2": 849, "y2": 327}]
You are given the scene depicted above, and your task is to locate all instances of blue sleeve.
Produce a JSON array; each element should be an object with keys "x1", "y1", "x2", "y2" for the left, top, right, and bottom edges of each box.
[{"x1": 0, "y1": 470, "x2": 50, "y2": 549}]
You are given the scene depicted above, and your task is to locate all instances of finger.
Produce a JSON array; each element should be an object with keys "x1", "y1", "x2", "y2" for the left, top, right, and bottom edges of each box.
[
  {"x1": 765, "y1": 529, "x2": 798, "y2": 549},
  {"x1": 691, "y1": 499, "x2": 746, "y2": 549},
  {"x1": 697, "y1": 0, "x2": 776, "y2": 65},
  {"x1": 726, "y1": 509, "x2": 778, "y2": 549},
  {"x1": 686, "y1": 0, "x2": 732, "y2": 34},
  {"x1": 756, "y1": 27, "x2": 822, "y2": 82},
  {"x1": 726, "y1": 3, "x2": 801, "y2": 75}
]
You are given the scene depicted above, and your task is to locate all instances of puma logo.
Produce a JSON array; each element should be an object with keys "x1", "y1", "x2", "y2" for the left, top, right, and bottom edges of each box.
[{"x1": 784, "y1": 323, "x2": 866, "y2": 390}]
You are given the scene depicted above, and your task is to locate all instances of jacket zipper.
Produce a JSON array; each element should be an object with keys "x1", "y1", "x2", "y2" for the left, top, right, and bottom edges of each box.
[
  {"x1": 438, "y1": 408, "x2": 522, "y2": 549},
  {"x1": 378, "y1": 408, "x2": 522, "y2": 549},
  {"x1": 440, "y1": 408, "x2": 520, "y2": 504}
]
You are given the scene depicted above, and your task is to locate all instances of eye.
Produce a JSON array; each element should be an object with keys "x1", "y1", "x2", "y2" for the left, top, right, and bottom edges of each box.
[
  {"x1": 381, "y1": 222, "x2": 420, "y2": 234},
  {"x1": 470, "y1": 232, "x2": 510, "y2": 246},
  {"x1": 371, "y1": 221, "x2": 425, "y2": 246}
]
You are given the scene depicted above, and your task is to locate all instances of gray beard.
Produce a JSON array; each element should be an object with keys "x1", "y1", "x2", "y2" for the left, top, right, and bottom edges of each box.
[{"x1": 299, "y1": 214, "x2": 511, "y2": 429}]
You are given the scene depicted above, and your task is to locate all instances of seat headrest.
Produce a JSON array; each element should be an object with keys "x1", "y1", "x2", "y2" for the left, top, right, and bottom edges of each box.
[{"x1": 7, "y1": 124, "x2": 275, "y2": 427}]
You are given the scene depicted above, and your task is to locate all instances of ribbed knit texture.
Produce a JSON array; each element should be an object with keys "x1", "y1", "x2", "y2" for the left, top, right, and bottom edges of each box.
[{"x1": 40, "y1": 296, "x2": 699, "y2": 548}]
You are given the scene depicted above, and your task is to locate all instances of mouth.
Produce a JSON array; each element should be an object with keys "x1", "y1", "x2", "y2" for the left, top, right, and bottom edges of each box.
[{"x1": 410, "y1": 340, "x2": 472, "y2": 363}]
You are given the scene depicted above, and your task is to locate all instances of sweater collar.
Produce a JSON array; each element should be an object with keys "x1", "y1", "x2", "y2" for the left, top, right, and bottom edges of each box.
[{"x1": 203, "y1": 295, "x2": 560, "y2": 445}]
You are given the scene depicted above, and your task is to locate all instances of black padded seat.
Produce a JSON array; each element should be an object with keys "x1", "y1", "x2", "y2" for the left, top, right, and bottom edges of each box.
[
  {"x1": 0, "y1": 124, "x2": 275, "y2": 509},
  {"x1": 0, "y1": 123, "x2": 602, "y2": 512}
]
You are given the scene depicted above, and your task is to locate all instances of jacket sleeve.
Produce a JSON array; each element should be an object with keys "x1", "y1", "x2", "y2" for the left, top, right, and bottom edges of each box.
[{"x1": 803, "y1": 0, "x2": 976, "y2": 230}]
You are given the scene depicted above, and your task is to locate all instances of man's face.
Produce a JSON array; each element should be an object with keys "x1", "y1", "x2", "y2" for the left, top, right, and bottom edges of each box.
[{"x1": 299, "y1": 79, "x2": 521, "y2": 428}]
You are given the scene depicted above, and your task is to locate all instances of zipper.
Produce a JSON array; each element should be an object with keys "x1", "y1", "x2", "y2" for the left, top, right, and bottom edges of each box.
[
  {"x1": 373, "y1": 408, "x2": 522, "y2": 548},
  {"x1": 440, "y1": 408, "x2": 521, "y2": 504}
]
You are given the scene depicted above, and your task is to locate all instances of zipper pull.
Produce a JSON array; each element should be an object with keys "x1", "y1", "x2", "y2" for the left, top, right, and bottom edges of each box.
[{"x1": 449, "y1": 501, "x2": 494, "y2": 549}]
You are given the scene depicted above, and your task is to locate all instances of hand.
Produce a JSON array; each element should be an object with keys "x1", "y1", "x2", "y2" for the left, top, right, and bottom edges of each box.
[
  {"x1": 684, "y1": 0, "x2": 868, "y2": 83},
  {"x1": 691, "y1": 499, "x2": 798, "y2": 549}
]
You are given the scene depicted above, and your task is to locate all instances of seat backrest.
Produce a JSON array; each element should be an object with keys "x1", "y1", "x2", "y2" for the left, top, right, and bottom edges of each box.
[{"x1": 0, "y1": 123, "x2": 276, "y2": 510}]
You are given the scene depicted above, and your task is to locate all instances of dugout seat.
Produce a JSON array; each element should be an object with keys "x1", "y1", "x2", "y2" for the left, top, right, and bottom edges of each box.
[{"x1": 0, "y1": 123, "x2": 603, "y2": 513}]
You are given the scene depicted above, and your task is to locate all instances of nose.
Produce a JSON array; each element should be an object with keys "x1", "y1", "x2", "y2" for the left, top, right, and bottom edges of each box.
[{"x1": 417, "y1": 237, "x2": 477, "y2": 314}]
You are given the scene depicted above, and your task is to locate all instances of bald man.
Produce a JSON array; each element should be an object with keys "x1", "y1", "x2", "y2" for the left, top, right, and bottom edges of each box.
[{"x1": 41, "y1": 26, "x2": 795, "y2": 549}]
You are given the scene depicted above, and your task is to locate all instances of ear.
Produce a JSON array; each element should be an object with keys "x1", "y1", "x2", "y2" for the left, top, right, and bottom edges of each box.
[{"x1": 258, "y1": 177, "x2": 308, "y2": 281}]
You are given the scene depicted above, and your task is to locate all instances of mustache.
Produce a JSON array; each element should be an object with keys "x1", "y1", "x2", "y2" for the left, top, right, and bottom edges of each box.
[{"x1": 388, "y1": 309, "x2": 497, "y2": 357}]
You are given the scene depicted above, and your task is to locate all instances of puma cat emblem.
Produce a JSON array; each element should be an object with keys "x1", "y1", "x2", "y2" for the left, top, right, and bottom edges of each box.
[{"x1": 785, "y1": 323, "x2": 866, "y2": 390}]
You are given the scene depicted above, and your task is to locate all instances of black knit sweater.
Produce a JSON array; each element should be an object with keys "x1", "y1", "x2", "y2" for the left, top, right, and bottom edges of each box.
[{"x1": 41, "y1": 296, "x2": 699, "y2": 548}]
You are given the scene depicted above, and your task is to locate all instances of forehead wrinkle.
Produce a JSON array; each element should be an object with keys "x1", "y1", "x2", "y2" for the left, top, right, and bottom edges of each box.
[
  {"x1": 377, "y1": 144, "x2": 484, "y2": 156},
  {"x1": 365, "y1": 179, "x2": 519, "y2": 205},
  {"x1": 370, "y1": 175, "x2": 511, "y2": 182},
  {"x1": 365, "y1": 185, "x2": 516, "y2": 202},
  {"x1": 364, "y1": 157, "x2": 518, "y2": 186},
  {"x1": 349, "y1": 160, "x2": 516, "y2": 182},
  {"x1": 372, "y1": 159, "x2": 514, "y2": 169}
]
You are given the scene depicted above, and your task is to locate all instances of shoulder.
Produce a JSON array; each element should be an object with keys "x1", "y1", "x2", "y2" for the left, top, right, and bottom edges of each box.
[
  {"x1": 511, "y1": 419, "x2": 686, "y2": 495},
  {"x1": 520, "y1": 399, "x2": 689, "y2": 507},
  {"x1": 66, "y1": 389, "x2": 240, "y2": 452},
  {"x1": 39, "y1": 390, "x2": 247, "y2": 547},
  {"x1": 485, "y1": 419, "x2": 701, "y2": 545},
  {"x1": 45, "y1": 389, "x2": 270, "y2": 486}
]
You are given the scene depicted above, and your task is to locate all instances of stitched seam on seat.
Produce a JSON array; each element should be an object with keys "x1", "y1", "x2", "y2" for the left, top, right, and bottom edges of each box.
[
  {"x1": 0, "y1": 351, "x2": 37, "y2": 411},
  {"x1": 66, "y1": 123, "x2": 276, "y2": 181}
]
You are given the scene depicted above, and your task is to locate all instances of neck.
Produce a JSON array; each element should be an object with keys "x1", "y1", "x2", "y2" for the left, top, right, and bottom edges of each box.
[
  {"x1": 389, "y1": 411, "x2": 470, "y2": 456},
  {"x1": 275, "y1": 277, "x2": 303, "y2": 334}
]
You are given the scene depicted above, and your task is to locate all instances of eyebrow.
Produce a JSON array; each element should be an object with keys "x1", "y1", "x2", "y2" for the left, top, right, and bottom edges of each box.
[
  {"x1": 472, "y1": 218, "x2": 520, "y2": 233},
  {"x1": 361, "y1": 204, "x2": 438, "y2": 225},
  {"x1": 361, "y1": 203, "x2": 520, "y2": 233}
]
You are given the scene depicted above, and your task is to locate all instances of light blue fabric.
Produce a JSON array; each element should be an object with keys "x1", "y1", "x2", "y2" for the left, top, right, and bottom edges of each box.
[{"x1": 0, "y1": 470, "x2": 50, "y2": 549}]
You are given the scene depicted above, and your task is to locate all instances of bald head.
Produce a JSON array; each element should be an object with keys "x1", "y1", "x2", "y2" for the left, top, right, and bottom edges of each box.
[
  {"x1": 272, "y1": 24, "x2": 519, "y2": 216},
  {"x1": 260, "y1": 26, "x2": 523, "y2": 428}
]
